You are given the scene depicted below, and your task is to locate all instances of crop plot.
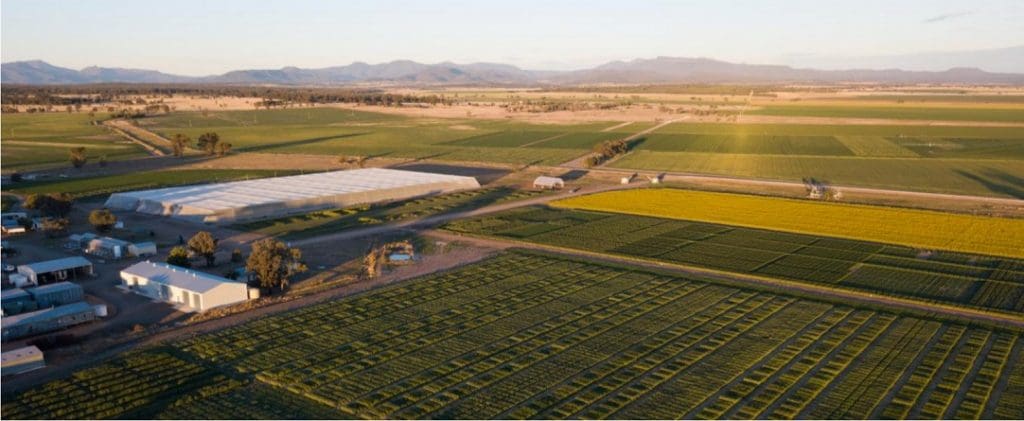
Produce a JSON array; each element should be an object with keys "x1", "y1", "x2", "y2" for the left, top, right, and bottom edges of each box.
[
  {"x1": 3, "y1": 251, "x2": 1021, "y2": 419},
  {"x1": 640, "y1": 133, "x2": 854, "y2": 156},
  {"x1": 445, "y1": 206, "x2": 1024, "y2": 314}
]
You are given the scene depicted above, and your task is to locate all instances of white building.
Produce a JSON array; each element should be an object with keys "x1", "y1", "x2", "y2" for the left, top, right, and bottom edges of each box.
[
  {"x1": 533, "y1": 176, "x2": 565, "y2": 190},
  {"x1": 104, "y1": 168, "x2": 480, "y2": 224},
  {"x1": 1, "y1": 346, "x2": 45, "y2": 375},
  {"x1": 120, "y1": 261, "x2": 255, "y2": 312}
]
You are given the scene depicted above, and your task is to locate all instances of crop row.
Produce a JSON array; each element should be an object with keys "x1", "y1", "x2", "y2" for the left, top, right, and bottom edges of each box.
[
  {"x1": 445, "y1": 206, "x2": 1024, "y2": 314},
  {"x1": 4, "y1": 252, "x2": 1022, "y2": 419}
]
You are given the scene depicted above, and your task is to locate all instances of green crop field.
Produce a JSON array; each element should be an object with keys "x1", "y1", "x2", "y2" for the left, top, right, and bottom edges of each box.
[
  {"x1": 234, "y1": 187, "x2": 545, "y2": 239},
  {"x1": 138, "y1": 108, "x2": 638, "y2": 166},
  {"x1": 610, "y1": 122, "x2": 1024, "y2": 197},
  {"x1": 748, "y1": 104, "x2": 1024, "y2": 122},
  {"x1": 2, "y1": 252, "x2": 1021, "y2": 419},
  {"x1": 1, "y1": 113, "x2": 148, "y2": 171},
  {"x1": 3, "y1": 169, "x2": 297, "y2": 198},
  {"x1": 445, "y1": 207, "x2": 1024, "y2": 314}
]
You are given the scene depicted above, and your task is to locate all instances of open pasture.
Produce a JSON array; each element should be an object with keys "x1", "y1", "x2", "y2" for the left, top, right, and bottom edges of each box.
[
  {"x1": 4, "y1": 169, "x2": 295, "y2": 198},
  {"x1": 551, "y1": 189, "x2": 1024, "y2": 259},
  {"x1": 446, "y1": 207, "x2": 1024, "y2": 314},
  {"x1": 2, "y1": 252, "x2": 1021, "y2": 419},
  {"x1": 748, "y1": 104, "x2": 1024, "y2": 122},
  {"x1": 1, "y1": 113, "x2": 147, "y2": 171},
  {"x1": 139, "y1": 108, "x2": 633, "y2": 166},
  {"x1": 612, "y1": 123, "x2": 1024, "y2": 196}
]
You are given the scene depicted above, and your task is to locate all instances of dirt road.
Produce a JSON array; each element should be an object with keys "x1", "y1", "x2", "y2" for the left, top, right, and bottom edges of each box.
[
  {"x1": 291, "y1": 182, "x2": 637, "y2": 247},
  {"x1": 103, "y1": 119, "x2": 170, "y2": 156}
]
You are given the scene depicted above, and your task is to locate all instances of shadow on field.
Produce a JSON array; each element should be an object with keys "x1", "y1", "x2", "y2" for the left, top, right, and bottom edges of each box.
[
  {"x1": 394, "y1": 163, "x2": 510, "y2": 185},
  {"x1": 239, "y1": 132, "x2": 368, "y2": 153},
  {"x1": 558, "y1": 169, "x2": 589, "y2": 181},
  {"x1": 956, "y1": 168, "x2": 1024, "y2": 199}
]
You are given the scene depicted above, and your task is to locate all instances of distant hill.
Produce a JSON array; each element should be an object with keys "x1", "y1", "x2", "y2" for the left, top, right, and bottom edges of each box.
[{"x1": 4, "y1": 56, "x2": 1023, "y2": 86}]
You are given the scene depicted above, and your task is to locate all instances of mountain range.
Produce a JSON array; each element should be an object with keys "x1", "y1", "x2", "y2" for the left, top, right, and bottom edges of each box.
[{"x1": 4, "y1": 57, "x2": 1024, "y2": 86}]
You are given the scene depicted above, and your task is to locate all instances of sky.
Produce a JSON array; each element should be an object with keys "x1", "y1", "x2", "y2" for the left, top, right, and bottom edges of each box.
[{"x1": 2, "y1": 0, "x2": 1022, "y2": 75}]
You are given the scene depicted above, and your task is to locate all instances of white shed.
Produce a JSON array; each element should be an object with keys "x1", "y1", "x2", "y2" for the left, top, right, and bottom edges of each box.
[
  {"x1": 533, "y1": 176, "x2": 565, "y2": 190},
  {"x1": 120, "y1": 261, "x2": 252, "y2": 312},
  {"x1": 1, "y1": 346, "x2": 45, "y2": 375}
]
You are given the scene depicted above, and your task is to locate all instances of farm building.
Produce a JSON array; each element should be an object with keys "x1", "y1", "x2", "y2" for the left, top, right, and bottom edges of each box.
[
  {"x1": 1, "y1": 282, "x2": 84, "y2": 316},
  {"x1": 104, "y1": 168, "x2": 481, "y2": 224},
  {"x1": 1, "y1": 345, "x2": 45, "y2": 375},
  {"x1": 26, "y1": 282, "x2": 84, "y2": 308},
  {"x1": 120, "y1": 261, "x2": 256, "y2": 312},
  {"x1": 533, "y1": 176, "x2": 565, "y2": 189},
  {"x1": 1, "y1": 302, "x2": 97, "y2": 342},
  {"x1": 85, "y1": 236, "x2": 132, "y2": 259},
  {"x1": 16, "y1": 257, "x2": 93, "y2": 285},
  {"x1": 1, "y1": 289, "x2": 33, "y2": 316}
]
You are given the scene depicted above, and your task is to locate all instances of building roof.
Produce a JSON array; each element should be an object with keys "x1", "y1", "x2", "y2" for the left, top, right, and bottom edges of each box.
[
  {"x1": 121, "y1": 261, "x2": 243, "y2": 293},
  {"x1": 1, "y1": 345, "x2": 43, "y2": 366},
  {"x1": 1, "y1": 289, "x2": 30, "y2": 301},
  {"x1": 26, "y1": 282, "x2": 82, "y2": 296},
  {"x1": 17, "y1": 256, "x2": 92, "y2": 274},
  {"x1": 1, "y1": 302, "x2": 93, "y2": 326},
  {"x1": 132, "y1": 241, "x2": 156, "y2": 249},
  {"x1": 534, "y1": 176, "x2": 564, "y2": 184},
  {"x1": 105, "y1": 168, "x2": 480, "y2": 215}
]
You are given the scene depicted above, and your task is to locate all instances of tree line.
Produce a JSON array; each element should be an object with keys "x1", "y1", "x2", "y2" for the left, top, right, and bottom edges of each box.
[{"x1": 1, "y1": 84, "x2": 454, "y2": 108}]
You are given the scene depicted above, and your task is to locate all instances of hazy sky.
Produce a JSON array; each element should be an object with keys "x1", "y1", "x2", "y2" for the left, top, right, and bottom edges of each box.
[{"x1": 2, "y1": 0, "x2": 1022, "y2": 75}]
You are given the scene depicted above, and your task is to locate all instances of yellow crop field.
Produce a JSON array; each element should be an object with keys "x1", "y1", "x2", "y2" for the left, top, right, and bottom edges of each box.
[{"x1": 552, "y1": 188, "x2": 1024, "y2": 259}]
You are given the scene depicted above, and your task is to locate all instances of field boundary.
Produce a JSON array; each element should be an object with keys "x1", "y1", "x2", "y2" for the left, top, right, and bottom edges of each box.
[{"x1": 433, "y1": 231, "x2": 1024, "y2": 331}]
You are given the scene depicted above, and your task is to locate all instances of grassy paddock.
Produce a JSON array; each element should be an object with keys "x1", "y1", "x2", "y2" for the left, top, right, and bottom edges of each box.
[
  {"x1": 1, "y1": 112, "x2": 147, "y2": 171},
  {"x1": 4, "y1": 169, "x2": 298, "y2": 198}
]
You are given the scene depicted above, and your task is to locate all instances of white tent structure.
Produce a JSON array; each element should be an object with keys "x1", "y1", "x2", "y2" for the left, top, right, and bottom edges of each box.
[
  {"x1": 533, "y1": 176, "x2": 565, "y2": 190},
  {"x1": 105, "y1": 168, "x2": 480, "y2": 224}
]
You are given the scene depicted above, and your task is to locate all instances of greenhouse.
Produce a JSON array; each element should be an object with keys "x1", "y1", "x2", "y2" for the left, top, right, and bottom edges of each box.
[{"x1": 104, "y1": 168, "x2": 480, "y2": 224}]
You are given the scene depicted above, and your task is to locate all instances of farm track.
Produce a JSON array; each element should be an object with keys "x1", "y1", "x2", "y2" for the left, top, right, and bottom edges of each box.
[{"x1": 102, "y1": 119, "x2": 170, "y2": 156}]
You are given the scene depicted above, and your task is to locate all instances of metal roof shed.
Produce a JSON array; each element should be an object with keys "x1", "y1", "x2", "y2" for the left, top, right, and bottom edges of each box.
[
  {"x1": 1, "y1": 345, "x2": 45, "y2": 375},
  {"x1": 120, "y1": 261, "x2": 252, "y2": 312},
  {"x1": 25, "y1": 282, "x2": 84, "y2": 308},
  {"x1": 16, "y1": 257, "x2": 93, "y2": 285}
]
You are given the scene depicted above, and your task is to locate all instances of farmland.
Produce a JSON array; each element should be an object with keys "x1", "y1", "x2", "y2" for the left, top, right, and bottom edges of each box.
[
  {"x1": 551, "y1": 189, "x2": 1024, "y2": 259},
  {"x1": 3, "y1": 169, "x2": 297, "y2": 198},
  {"x1": 1, "y1": 113, "x2": 148, "y2": 171},
  {"x1": 138, "y1": 108, "x2": 641, "y2": 166},
  {"x1": 234, "y1": 186, "x2": 546, "y2": 240},
  {"x1": 748, "y1": 104, "x2": 1024, "y2": 123},
  {"x1": 3, "y1": 252, "x2": 1021, "y2": 419},
  {"x1": 444, "y1": 207, "x2": 1024, "y2": 314},
  {"x1": 612, "y1": 122, "x2": 1024, "y2": 197}
]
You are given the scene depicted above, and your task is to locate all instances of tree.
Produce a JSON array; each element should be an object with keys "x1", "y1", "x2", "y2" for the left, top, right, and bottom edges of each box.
[
  {"x1": 166, "y1": 246, "x2": 191, "y2": 268},
  {"x1": 88, "y1": 208, "x2": 117, "y2": 232},
  {"x1": 23, "y1": 193, "x2": 73, "y2": 218},
  {"x1": 187, "y1": 231, "x2": 217, "y2": 267},
  {"x1": 41, "y1": 218, "x2": 70, "y2": 238},
  {"x1": 231, "y1": 248, "x2": 244, "y2": 263},
  {"x1": 171, "y1": 133, "x2": 190, "y2": 157},
  {"x1": 216, "y1": 142, "x2": 232, "y2": 157},
  {"x1": 196, "y1": 132, "x2": 220, "y2": 156},
  {"x1": 69, "y1": 147, "x2": 87, "y2": 168},
  {"x1": 246, "y1": 238, "x2": 307, "y2": 292}
]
